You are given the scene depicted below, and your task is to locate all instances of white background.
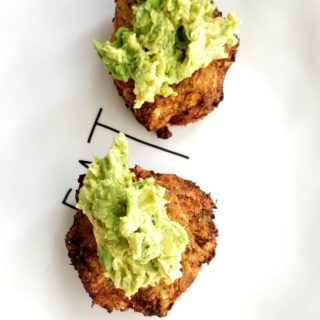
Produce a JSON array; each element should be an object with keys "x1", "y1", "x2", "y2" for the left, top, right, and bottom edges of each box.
[{"x1": 1, "y1": 0, "x2": 319, "y2": 319}]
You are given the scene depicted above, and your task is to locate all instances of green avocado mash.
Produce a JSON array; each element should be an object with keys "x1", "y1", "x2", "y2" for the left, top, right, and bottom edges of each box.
[
  {"x1": 76, "y1": 133, "x2": 189, "y2": 297},
  {"x1": 94, "y1": 0, "x2": 240, "y2": 108}
]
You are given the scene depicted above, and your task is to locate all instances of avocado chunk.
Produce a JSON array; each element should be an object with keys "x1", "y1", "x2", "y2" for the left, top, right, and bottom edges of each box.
[
  {"x1": 76, "y1": 133, "x2": 189, "y2": 297},
  {"x1": 94, "y1": 0, "x2": 240, "y2": 108}
]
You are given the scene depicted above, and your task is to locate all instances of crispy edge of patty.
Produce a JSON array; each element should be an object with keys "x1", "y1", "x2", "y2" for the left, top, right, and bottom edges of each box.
[
  {"x1": 111, "y1": 0, "x2": 238, "y2": 138},
  {"x1": 65, "y1": 166, "x2": 218, "y2": 317}
]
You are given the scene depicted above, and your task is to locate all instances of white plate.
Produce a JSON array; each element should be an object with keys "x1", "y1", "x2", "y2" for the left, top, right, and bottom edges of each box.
[{"x1": 0, "y1": 0, "x2": 319, "y2": 319}]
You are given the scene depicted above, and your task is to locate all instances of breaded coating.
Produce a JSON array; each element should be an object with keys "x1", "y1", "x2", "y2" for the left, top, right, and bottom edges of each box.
[
  {"x1": 111, "y1": 0, "x2": 238, "y2": 138},
  {"x1": 65, "y1": 166, "x2": 218, "y2": 317}
]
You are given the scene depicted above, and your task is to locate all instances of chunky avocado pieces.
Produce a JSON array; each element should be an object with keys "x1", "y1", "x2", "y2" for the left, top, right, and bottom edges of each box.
[
  {"x1": 76, "y1": 133, "x2": 189, "y2": 297},
  {"x1": 94, "y1": 0, "x2": 239, "y2": 108}
]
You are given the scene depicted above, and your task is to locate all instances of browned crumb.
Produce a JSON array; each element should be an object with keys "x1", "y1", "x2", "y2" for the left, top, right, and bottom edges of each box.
[
  {"x1": 65, "y1": 166, "x2": 218, "y2": 317},
  {"x1": 110, "y1": 0, "x2": 238, "y2": 138}
]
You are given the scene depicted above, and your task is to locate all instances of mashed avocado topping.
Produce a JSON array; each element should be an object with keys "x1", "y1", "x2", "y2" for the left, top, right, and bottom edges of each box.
[
  {"x1": 94, "y1": 0, "x2": 239, "y2": 108},
  {"x1": 76, "y1": 133, "x2": 189, "y2": 296}
]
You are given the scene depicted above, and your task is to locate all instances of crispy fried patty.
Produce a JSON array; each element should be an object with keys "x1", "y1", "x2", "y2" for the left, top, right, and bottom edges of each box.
[
  {"x1": 111, "y1": 0, "x2": 238, "y2": 138},
  {"x1": 65, "y1": 166, "x2": 218, "y2": 317}
]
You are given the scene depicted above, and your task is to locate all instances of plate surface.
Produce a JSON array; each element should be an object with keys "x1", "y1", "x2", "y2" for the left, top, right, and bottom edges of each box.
[{"x1": 0, "y1": 0, "x2": 319, "y2": 319}]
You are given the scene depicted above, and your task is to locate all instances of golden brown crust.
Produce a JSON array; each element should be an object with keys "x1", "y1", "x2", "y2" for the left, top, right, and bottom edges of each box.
[
  {"x1": 65, "y1": 166, "x2": 217, "y2": 317},
  {"x1": 111, "y1": 0, "x2": 238, "y2": 138}
]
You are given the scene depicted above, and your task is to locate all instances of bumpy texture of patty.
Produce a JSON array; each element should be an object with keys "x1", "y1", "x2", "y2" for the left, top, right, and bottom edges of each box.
[
  {"x1": 65, "y1": 166, "x2": 218, "y2": 317},
  {"x1": 111, "y1": 0, "x2": 238, "y2": 138}
]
